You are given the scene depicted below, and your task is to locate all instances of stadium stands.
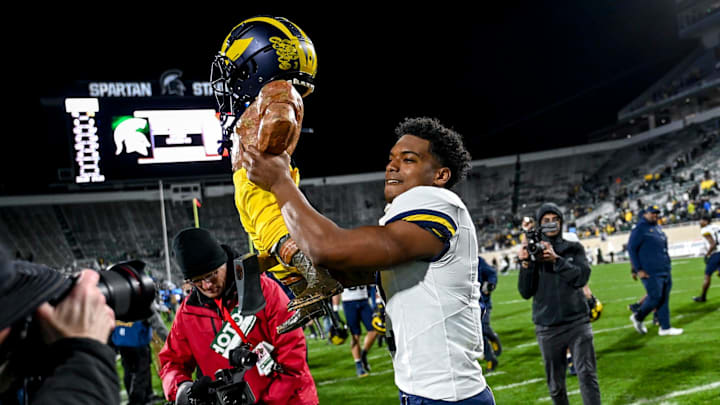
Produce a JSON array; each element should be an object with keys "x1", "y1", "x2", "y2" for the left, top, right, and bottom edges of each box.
[{"x1": 619, "y1": 46, "x2": 720, "y2": 121}]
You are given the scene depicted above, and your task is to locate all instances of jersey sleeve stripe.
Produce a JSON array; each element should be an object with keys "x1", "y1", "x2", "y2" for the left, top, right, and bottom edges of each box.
[{"x1": 385, "y1": 210, "x2": 457, "y2": 236}]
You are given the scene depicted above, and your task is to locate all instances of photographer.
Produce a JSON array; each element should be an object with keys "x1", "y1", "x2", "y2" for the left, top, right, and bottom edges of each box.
[
  {"x1": 517, "y1": 203, "x2": 600, "y2": 405},
  {"x1": 0, "y1": 245, "x2": 119, "y2": 405},
  {"x1": 158, "y1": 227, "x2": 317, "y2": 405}
]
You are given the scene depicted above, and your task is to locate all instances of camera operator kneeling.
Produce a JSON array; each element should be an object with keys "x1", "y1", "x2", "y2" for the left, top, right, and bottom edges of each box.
[
  {"x1": 0, "y1": 246, "x2": 119, "y2": 405},
  {"x1": 517, "y1": 203, "x2": 601, "y2": 405}
]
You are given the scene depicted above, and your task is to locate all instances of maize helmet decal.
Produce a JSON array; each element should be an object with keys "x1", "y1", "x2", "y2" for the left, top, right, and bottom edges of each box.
[{"x1": 211, "y1": 15, "x2": 317, "y2": 117}]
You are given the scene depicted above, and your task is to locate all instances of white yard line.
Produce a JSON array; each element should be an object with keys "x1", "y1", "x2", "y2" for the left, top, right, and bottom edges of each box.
[
  {"x1": 507, "y1": 308, "x2": 714, "y2": 352},
  {"x1": 606, "y1": 284, "x2": 720, "y2": 304},
  {"x1": 593, "y1": 324, "x2": 633, "y2": 334},
  {"x1": 504, "y1": 286, "x2": 710, "y2": 306},
  {"x1": 538, "y1": 389, "x2": 580, "y2": 402},
  {"x1": 485, "y1": 371, "x2": 507, "y2": 377},
  {"x1": 498, "y1": 299, "x2": 528, "y2": 305},
  {"x1": 317, "y1": 368, "x2": 394, "y2": 386},
  {"x1": 513, "y1": 341, "x2": 539, "y2": 349},
  {"x1": 494, "y1": 378, "x2": 545, "y2": 391},
  {"x1": 626, "y1": 381, "x2": 720, "y2": 405},
  {"x1": 319, "y1": 366, "x2": 505, "y2": 387},
  {"x1": 510, "y1": 324, "x2": 632, "y2": 351}
]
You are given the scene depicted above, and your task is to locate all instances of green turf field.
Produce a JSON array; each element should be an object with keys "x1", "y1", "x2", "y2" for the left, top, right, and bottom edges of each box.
[{"x1": 125, "y1": 257, "x2": 720, "y2": 404}]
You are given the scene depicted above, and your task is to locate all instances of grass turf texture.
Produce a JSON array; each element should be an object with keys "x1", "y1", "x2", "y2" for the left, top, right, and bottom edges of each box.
[{"x1": 122, "y1": 258, "x2": 720, "y2": 404}]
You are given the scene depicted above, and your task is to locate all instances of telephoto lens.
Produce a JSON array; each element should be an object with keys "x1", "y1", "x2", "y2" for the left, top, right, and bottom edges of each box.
[{"x1": 97, "y1": 260, "x2": 156, "y2": 321}]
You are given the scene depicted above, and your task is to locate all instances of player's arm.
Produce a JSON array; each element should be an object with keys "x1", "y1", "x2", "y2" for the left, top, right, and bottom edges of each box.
[
  {"x1": 627, "y1": 228, "x2": 644, "y2": 276},
  {"x1": 277, "y1": 198, "x2": 444, "y2": 272},
  {"x1": 240, "y1": 147, "x2": 444, "y2": 272},
  {"x1": 703, "y1": 233, "x2": 716, "y2": 259}
]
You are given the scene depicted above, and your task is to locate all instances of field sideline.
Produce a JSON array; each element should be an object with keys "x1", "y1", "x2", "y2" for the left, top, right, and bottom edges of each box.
[{"x1": 130, "y1": 258, "x2": 720, "y2": 404}]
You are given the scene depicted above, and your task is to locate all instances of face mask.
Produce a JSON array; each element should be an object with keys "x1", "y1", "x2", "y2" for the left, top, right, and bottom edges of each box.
[{"x1": 541, "y1": 222, "x2": 560, "y2": 235}]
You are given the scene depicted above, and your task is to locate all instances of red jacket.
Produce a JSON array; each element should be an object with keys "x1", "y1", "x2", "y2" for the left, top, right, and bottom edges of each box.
[{"x1": 158, "y1": 274, "x2": 318, "y2": 404}]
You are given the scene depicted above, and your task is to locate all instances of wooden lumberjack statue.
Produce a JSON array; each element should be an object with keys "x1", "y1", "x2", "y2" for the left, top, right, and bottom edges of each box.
[{"x1": 211, "y1": 16, "x2": 345, "y2": 335}]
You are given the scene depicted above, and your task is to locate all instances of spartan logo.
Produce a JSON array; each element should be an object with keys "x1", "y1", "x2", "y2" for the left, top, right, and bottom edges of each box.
[
  {"x1": 160, "y1": 69, "x2": 186, "y2": 96},
  {"x1": 113, "y1": 117, "x2": 151, "y2": 156}
]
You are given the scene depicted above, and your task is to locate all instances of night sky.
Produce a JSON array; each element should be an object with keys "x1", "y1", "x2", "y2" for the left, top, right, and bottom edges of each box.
[{"x1": 10, "y1": 1, "x2": 698, "y2": 194}]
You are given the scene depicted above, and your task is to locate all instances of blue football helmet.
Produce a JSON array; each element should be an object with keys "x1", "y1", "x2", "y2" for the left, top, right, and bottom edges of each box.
[{"x1": 211, "y1": 15, "x2": 317, "y2": 117}]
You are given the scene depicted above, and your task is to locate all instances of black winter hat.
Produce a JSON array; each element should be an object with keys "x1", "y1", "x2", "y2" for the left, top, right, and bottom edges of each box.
[
  {"x1": 172, "y1": 228, "x2": 228, "y2": 280},
  {"x1": 0, "y1": 245, "x2": 72, "y2": 329},
  {"x1": 536, "y1": 202, "x2": 564, "y2": 224}
]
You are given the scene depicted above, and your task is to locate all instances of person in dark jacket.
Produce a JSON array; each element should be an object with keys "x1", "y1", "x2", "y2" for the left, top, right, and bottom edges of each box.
[
  {"x1": 627, "y1": 205, "x2": 683, "y2": 336},
  {"x1": 158, "y1": 227, "x2": 318, "y2": 405},
  {"x1": 112, "y1": 320, "x2": 154, "y2": 405},
  {"x1": 517, "y1": 203, "x2": 600, "y2": 405},
  {"x1": 0, "y1": 245, "x2": 119, "y2": 405},
  {"x1": 478, "y1": 256, "x2": 501, "y2": 371}
]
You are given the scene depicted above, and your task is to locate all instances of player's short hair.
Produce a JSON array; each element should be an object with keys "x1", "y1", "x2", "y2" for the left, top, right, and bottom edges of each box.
[{"x1": 394, "y1": 117, "x2": 471, "y2": 189}]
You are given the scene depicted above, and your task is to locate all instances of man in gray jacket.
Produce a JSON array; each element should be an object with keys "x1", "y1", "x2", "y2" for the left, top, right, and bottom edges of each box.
[{"x1": 517, "y1": 203, "x2": 600, "y2": 405}]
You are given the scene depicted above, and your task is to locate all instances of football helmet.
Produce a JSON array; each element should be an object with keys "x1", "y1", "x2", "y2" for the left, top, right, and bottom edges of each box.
[
  {"x1": 211, "y1": 15, "x2": 317, "y2": 117},
  {"x1": 329, "y1": 324, "x2": 349, "y2": 345},
  {"x1": 588, "y1": 295, "x2": 603, "y2": 322},
  {"x1": 371, "y1": 303, "x2": 387, "y2": 334}
]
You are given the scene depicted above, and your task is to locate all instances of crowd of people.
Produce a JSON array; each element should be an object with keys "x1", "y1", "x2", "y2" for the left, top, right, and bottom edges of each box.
[{"x1": 477, "y1": 165, "x2": 719, "y2": 253}]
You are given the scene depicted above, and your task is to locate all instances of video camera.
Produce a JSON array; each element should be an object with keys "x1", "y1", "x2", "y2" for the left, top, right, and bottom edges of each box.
[
  {"x1": 524, "y1": 227, "x2": 545, "y2": 262},
  {"x1": 177, "y1": 344, "x2": 258, "y2": 405},
  {"x1": 523, "y1": 222, "x2": 561, "y2": 262}
]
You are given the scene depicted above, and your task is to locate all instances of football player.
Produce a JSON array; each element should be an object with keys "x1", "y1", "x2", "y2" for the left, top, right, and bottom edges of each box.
[{"x1": 693, "y1": 214, "x2": 720, "y2": 302}]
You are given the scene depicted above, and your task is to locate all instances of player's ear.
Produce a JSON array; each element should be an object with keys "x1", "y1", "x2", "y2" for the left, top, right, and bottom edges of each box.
[{"x1": 433, "y1": 167, "x2": 451, "y2": 187}]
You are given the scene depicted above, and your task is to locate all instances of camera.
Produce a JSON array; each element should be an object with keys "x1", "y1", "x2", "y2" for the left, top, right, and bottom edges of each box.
[
  {"x1": 211, "y1": 345, "x2": 258, "y2": 405},
  {"x1": 178, "y1": 344, "x2": 258, "y2": 405},
  {"x1": 38, "y1": 259, "x2": 156, "y2": 322},
  {"x1": 89, "y1": 259, "x2": 156, "y2": 322},
  {"x1": 1, "y1": 260, "x2": 156, "y2": 394},
  {"x1": 524, "y1": 228, "x2": 545, "y2": 262}
]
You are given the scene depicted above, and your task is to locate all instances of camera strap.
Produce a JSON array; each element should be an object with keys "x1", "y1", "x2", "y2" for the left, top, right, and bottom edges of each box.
[{"x1": 215, "y1": 299, "x2": 252, "y2": 349}]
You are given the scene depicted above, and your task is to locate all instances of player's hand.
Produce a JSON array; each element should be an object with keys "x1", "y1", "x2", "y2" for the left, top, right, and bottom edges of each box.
[
  {"x1": 632, "y1": 272, "x2": 638, "y2": 281},
  {"x1": 242, "y1": 145, "x2": 293, "y2": 192},
  {"x1": 35, "y1": 270, "x2": 115, "y2": 344},
  {"x1": 481, "y1": 282, "x2": 495, "y2": 296},
  {"x1": 636, "y1": 270, "x2": 650, "y2": 279}
]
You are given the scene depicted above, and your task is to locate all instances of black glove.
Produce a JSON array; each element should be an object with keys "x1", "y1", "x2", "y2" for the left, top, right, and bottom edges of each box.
[{"x1": 175, "y1": 376, "x2": 213, "y2": 405}]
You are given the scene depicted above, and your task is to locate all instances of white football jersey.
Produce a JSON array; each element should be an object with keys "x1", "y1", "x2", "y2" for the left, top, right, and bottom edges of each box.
[
  {"x1": 379, "y1": 186, "x2": 486, "y2": 401},
  {"x1": 701, "y1": 223, "x2": 720, "y2": 253},
  {"x1": 341, "y1": 285, "x2": 370, "y2": 302}
]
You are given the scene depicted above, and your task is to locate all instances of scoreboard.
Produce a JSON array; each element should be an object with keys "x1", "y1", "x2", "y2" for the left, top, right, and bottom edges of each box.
[{"x1": 60, "y1": 70, "x2": 233, "y2": 185}]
